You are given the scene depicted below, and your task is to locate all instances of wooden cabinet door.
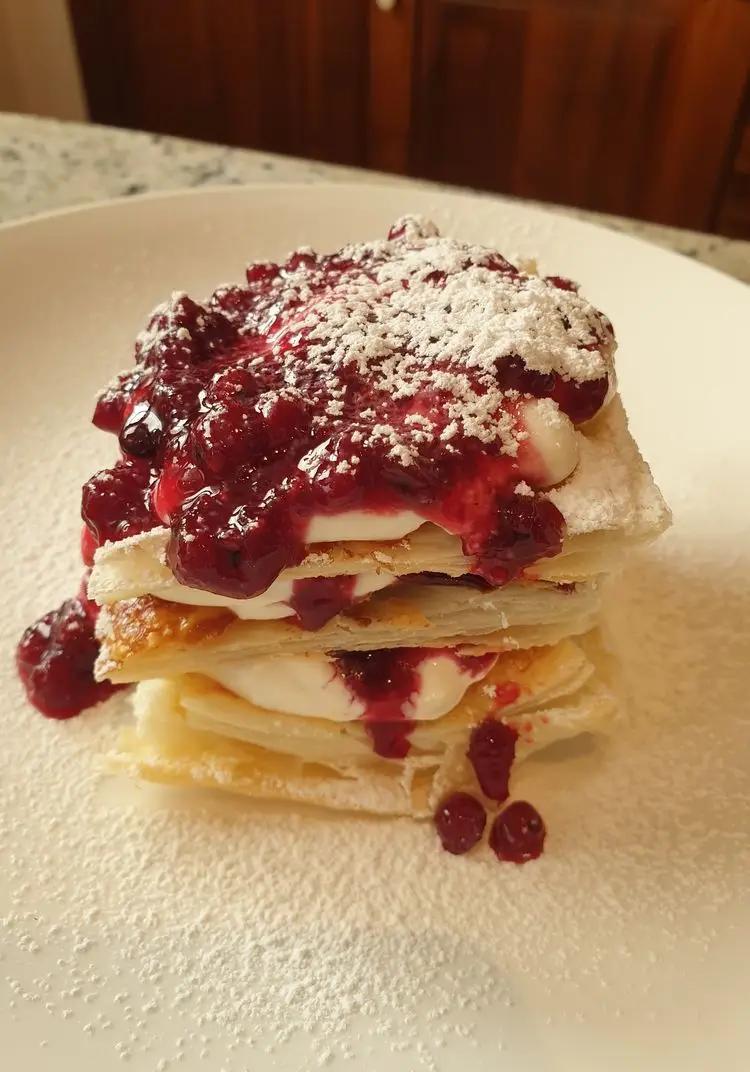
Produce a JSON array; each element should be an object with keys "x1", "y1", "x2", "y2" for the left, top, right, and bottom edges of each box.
[
  {"x1": 406, "y1": 0, "x2": 750, "y2": 229},
  {"x1": 69, "y1": 0, "x2": 370, "y2": 165}
]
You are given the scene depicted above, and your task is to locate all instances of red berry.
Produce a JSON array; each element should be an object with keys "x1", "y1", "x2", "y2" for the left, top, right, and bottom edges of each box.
[
  {"x1": 246, "y1": 261, "x2": 281, "y2": 286},
  {"x1": 551, "y1": 375, "x2": 608, "y2": 424},
  {"x1": 119, "y1": 401, "x2": 164, "y2": 458},
  {"x1": 81, "y1": 460, "x2": 154, "y2": 545},
  {"x1": 167, "y1": 492, "x2": 305, "y2": 599},
  {"x1": 206, "y1": 365, "x2": 258, "y2": 404},
  {"x1": 434, "y1": 792, "x2": 487, "y2": 855},
  {"x1": 474, "y1": 495, "x2": 565, "y2": 585},
  {"x1": 16, "y1": 598, "x2": 123, "y2": 719},
  {"x1": 149, "y1": 369, "x2": 203, "y2": 428},
  {"x1": 489, "y1": 801, "x2": 546, "y2": 863},
  {"x1": 189, "y1": 400, "x2": 268, "y2": 477}
]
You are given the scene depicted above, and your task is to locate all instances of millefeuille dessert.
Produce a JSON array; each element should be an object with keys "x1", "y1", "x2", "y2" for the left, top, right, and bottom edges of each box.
[{"x1": 17, "y1": 216, "x2": 669, "y2": 861}]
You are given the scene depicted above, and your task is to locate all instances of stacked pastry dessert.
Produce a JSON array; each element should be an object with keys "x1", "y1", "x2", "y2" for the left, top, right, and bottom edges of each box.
[{"x1": 18, "y1": 216, "x2": 669, "y2": 860}]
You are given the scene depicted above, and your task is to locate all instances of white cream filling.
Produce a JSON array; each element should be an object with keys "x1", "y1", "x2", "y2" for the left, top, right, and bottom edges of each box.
[
  {"x1": 518, "y1": 398, "x2": 579, "y2": 488},
  {"x1": 151, "y1": 570, "x2": 393, "y2": 620},
  {"x1": 402, "y1": 654, "x2": 498, "y2": 720},
  {"x1": 204, "y1": 650, "x2": 497, "y2": 722},
  {"x1": 305, "y1": 509, "x2": 424, "y2": 543}
]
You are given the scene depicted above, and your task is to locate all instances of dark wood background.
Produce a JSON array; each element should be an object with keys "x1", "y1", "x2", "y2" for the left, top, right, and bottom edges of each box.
[{"x1": 69, "y1": 0, "x2": 750, "y2": 237}]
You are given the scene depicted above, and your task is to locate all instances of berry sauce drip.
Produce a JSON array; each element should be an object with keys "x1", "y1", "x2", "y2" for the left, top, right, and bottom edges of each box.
[
  {"x1": 332, "y1": 649, "x2": 418, "y2": 759},
  {"x1": 332, "y1": 647, "x2": 495, "y2": 759},
  {"x1": 466, "y1": 717, "x2": 518, "y2": 802},
  {"x1": 434, "y1": 792, "x2": 487, "y2": 855},
  {"x1": 489, "y1": 801, "x2": 547, "y2": 863},
  {"x1": 82, "y1": 216, "x2": 613, "y2": 601},
  {"x1": 16, "y1": 595, "x2": 124, "y2": 719},
  {"x1": 286, "y1": 575, "x2": 357, "y2": 631}
]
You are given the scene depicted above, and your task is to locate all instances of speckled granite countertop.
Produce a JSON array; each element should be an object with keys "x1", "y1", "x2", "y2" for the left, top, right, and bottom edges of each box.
[{"x1": 2, "y1": 112, "x2": 748, "y2": 284}]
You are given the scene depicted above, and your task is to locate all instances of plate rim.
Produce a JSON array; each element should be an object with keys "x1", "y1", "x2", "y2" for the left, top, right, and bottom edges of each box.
[{"x1": 2, "y1": 179, "x2": 747, "y2": 297}]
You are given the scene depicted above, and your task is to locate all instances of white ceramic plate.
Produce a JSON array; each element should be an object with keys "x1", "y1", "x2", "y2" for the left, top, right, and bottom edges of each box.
[{"x1": 1, "y1": 184, "x2": 748, "y2": 1072}]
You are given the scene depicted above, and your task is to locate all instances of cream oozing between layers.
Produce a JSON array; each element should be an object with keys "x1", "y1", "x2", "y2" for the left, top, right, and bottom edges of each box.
[
  {"x1": 152, "y1": 570, "x2": 393, "y2": 620},
  {"x1": 203, "y1": 650, "x2": 498, "y2": 721}
]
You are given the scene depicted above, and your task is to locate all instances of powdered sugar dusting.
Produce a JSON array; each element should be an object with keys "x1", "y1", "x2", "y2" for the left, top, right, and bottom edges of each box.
[{"x1": 255, "y1": 216, "x2": 614, "y2": 470}]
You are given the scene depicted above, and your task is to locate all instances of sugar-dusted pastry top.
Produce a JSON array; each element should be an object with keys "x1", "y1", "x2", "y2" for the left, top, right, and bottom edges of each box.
[{"x1": 82, "y1": 215, "x2": 618, "y2": 603}]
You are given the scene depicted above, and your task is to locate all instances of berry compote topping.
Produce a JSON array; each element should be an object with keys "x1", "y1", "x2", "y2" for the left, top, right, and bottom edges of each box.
[
  {"x1": 286, "y1": 575, "x2": 357, "y2": 631},
  {"x1": 16, "y1": 597, "x2": 124, "y2": 719},
  {"x1": 489, "y1": 801, "x2": 547, "y2": 863},
  {"x1": 434, "y1": 792, "x2": 487, "y2": 854},
  {"x1": 333, "y1": 647, "x2": 495, "y2": 759},
  {"x1": 467, "y1": 717, "x2": 518, "y2": 802},
  {"x1": 82, "y1": 216, "x2": 613, "y2": 598}
]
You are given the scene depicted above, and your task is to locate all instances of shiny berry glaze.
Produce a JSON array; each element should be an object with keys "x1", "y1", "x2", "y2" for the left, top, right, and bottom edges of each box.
[
  {"x1": 81, "y1": 223, "x2": 612, "y2": 597},
  {"x1": 16, "y1": 597, "x2": 123, "y2": 719},
  {"x1": 467, "y1": 717, "x2": 518, "y2": 802},
  {"x1": 287, "y1": 575, "x2": 357, "y2": 630},
  {"x1": 434, "y1": 792, "x2": 487, "y2": 855},
  {"x1": 333, "y1": 647, "x2": 494, "y2": 759},
  {"x1": 489, "y1": 801, "x2": 547, "y2": 863}
]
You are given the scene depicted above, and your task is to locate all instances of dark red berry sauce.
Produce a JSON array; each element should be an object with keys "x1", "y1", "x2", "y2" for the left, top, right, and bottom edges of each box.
[
  {"x1": 333, "y1": 647, "x2": 496, "y2": 758},
  {"x1": 489, "y1": 801, "x2": 547, "y2": 863},
  {"x1": 16, "y1": 596, "x2": 124, "y2": 719},
  {"x1": 435, "y1": 792, "x2": 487, "y2": 854},
  {"x1": 80, "y1": 218, "x2": 611, "y2": 601},
  {"x1": 287, "y1": 575, "x2": 357, "y2": 631},
  {"x1": 467, "y1": 717, "x2": 519, "y2": 802}
]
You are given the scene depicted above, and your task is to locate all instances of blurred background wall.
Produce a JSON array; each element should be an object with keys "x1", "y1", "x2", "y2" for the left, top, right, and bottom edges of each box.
[
  {"x1": 0, "y1": 0, "x2": 87, "y2": 120},
  {"x1": 2, "y1": 1, "x2": 749, "y2": 238}
]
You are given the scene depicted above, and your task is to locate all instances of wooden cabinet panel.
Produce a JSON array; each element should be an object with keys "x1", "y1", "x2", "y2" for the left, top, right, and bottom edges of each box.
[
  {"x1": 69, "y1": 0, "x2": 750, "y2": 234},
  {"x1": 69, "y1": 0, "x2": 369, "y2": 164},
  {"x1": 716, "y1": 89, "x2": 750, "y2": 238},
  {"x1": 408, "y1": 0, "x2": 750, "y2": 230},
  {"x1": 367, "y1": 0, "x2": 417, "y2": 173}
]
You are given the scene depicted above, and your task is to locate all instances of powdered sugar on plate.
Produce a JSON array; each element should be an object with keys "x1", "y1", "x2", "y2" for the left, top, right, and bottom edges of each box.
[{"x1": 3, "y1": 187, "x2": 749, "y2": 1072}]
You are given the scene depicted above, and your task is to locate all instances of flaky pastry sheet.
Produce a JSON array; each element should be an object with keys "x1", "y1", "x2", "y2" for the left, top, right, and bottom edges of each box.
[
  {"x1": 109, "y1": 637, "x2": 615, "y2": 817},
  {"x1": 96, "y1": 579, "x2": 602, "y2": 682}
]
